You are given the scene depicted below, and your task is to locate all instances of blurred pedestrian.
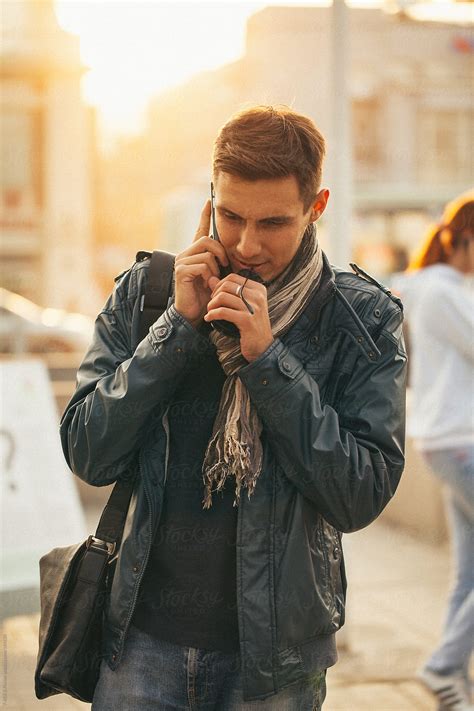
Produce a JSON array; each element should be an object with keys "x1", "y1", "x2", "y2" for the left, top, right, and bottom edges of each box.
[{"x1": 394, "y1": 191, "x2": 474, "y2": 711}]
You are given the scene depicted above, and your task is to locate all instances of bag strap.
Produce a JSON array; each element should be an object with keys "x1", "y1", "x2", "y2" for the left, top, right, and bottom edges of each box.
[
  {"x1": 92, "y1": 480, "x2": 137, "y2": 553},
  {"x1": 137, "y1": 250, "x2": 176, "y2": 342},
  {"x1": 91, "y1": 249, "x2": 176, "y2": 552}
]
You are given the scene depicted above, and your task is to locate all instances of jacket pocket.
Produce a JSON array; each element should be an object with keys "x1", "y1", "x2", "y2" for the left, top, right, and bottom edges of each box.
[
  {"x1": 273, "y1": 492, "x2": 343, "y2": 649},
  {"x1": 319, "y1": 520, "x2": 346, "y2": 628}
]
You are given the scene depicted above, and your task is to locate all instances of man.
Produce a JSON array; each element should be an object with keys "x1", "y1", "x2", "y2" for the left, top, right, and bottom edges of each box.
[{"x1": 60, "y1": 105, "x2": 407, "y2": 710}]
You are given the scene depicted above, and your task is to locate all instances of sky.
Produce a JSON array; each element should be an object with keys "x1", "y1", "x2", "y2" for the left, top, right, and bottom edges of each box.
[
  {"x1": 54, "y1": 0, "x2": 472, "y2": 143},
  {"x1": 55, "y1": 1, "x2": 273, "y2": 139}
]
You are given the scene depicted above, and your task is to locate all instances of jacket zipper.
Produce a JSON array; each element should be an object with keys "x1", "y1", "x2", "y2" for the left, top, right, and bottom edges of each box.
[
  {"x1": 115, "y1": 408, "x2": 171, "y2": 664},
  {"x1": 113, "y1": 459, "x2": 150, "y2": 663},
  {"x1": 161, "y1": 407, "x2": 170, "y2": 486},
  {"x1": 269, "y1": 462, "x2": 278, "y2": 689}
]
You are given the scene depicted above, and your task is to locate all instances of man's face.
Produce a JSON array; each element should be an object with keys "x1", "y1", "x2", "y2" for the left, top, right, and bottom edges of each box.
[{"x1": 213, "y1": 173, "x2": 329, "y2": 283}]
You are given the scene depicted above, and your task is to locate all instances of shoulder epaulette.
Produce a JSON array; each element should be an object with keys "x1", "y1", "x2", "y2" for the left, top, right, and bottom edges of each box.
[
  {"x1": 349, "y1": 262, "x2": 403, "y2": 312},
  {"x1": 135, "y1": 250, "x2": 152, "y2": 262}
]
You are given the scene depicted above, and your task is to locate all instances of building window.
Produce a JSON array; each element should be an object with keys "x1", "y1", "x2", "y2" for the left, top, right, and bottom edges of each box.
[
  {"x1": 417, "y1": 108, "x2": 473, "y2": 183},
  {"x1": 352, "y1": 98, "x2": 381, "y2": 180},
  {"x1": 0, "y1": 108, "x2": 42, "y2": 227}
]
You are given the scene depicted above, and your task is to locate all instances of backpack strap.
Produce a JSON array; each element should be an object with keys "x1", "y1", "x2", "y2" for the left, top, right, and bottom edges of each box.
[{"x1": 137, "y1": 250, "x2": 176, "y2": 342}]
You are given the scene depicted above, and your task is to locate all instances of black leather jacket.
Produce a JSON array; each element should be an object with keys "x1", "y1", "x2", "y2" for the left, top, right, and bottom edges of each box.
[{"x1": 60, "y1": 252, "x2": 407, "y2": 702}]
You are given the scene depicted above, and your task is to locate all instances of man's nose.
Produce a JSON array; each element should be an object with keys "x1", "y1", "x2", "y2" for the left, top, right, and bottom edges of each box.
[{"x1": 236, "y1": 224, "x2": 261, "y2": 261}]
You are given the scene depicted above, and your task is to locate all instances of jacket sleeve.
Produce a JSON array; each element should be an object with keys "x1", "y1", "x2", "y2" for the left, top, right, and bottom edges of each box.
[
  {"x1": 238, "y1": 304, "x2": 407, "y2": 533},
  {"x1": 60, "y1": 280, "x2": 212, "y2": 486}
]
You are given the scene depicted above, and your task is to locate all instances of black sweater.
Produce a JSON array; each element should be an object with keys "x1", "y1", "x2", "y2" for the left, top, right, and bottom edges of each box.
[{"x1": 132, "y1": 343, "x2": 240, "y2": 652}]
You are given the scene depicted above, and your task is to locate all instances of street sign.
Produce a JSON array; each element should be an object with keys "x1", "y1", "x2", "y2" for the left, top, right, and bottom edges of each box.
[{"x1": 0, "y1": 359, "x2": 87, "y2": 592}]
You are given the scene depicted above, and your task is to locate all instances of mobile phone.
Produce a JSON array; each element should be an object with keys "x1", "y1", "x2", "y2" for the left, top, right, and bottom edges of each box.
[{"x1": 209, "y1": 181, "x2": 240, "y2": 338}]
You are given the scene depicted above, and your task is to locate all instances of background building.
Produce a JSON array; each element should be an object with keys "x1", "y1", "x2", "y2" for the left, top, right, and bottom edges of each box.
[
  {"x1": 3, "y1": 3, "x2": 471, "y2": 299},
  {"x1": 0, "y1": 0, "x2": 99, "y2": 313},
  {"x1": 142, "y1": 6, "x2": 472, "y2": 274}
]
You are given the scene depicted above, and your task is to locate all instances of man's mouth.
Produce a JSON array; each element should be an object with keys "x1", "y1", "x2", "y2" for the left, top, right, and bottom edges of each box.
[{"x1": 234, "y1": 259, "x2": 265, "y2": 271}]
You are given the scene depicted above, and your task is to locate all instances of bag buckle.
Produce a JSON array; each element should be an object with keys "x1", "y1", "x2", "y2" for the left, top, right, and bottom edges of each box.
[{"x1": 86, "y1": 535, "x2": 116, "y2": 556}]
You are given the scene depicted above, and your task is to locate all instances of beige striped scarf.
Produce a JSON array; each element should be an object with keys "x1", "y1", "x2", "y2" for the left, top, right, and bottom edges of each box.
[{"x1": 202, "y1": 224, "x2": 324, "y2": 508}]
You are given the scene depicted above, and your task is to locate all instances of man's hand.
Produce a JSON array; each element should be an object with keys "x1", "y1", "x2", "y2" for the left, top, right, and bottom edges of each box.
[
  {"x1": 174, "y1": 201, "x2": 230, "y2": 328},
  {"x1": 204, "y1": 275, "x2": 274, "y2": 362}
]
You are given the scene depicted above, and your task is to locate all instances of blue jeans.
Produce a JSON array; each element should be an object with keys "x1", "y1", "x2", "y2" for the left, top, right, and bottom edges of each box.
[
  {"x1": 92, "y1": 624, "x2": 327, "y2": 710},
  {"x1": 422, "y1": 445, "x2": 474, "y2": 679}
]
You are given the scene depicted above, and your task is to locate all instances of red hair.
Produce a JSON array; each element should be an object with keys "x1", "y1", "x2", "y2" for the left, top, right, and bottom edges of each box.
[{"x1": 408, "y1": 189, "x2": 474, "y2": 271}]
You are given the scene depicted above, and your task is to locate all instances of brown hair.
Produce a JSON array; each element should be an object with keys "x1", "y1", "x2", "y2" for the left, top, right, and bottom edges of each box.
[
  {"x1": 213, "y1": 105, "x2": 326, "y2": 211},
  {"x1": 408, "y1": 190, "x2": 474, "y2": 271}
]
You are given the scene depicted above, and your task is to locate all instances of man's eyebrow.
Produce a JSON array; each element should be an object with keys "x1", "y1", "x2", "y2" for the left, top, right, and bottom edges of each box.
[
  {"x1": 217, "y1": 206, "x2": 294, "y2": 223},
  {"x1": 217, "y1": 206, "x2": 241, "y2": 217},
  {"x1": 259, "y1": 215, "x2": 294, "y2": 223}
]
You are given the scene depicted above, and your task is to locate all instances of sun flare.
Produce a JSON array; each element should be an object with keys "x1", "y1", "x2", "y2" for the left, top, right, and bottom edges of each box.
[{"x1": 55, "y1": 1, "x2": 266, "y2": 137}]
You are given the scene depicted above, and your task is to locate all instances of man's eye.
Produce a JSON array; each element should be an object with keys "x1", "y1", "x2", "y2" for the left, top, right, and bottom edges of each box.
[
  {"x1": 224, "y1": 213, "x2": 242, "y2": 222},
  {"x1": 262, "y1": 220, "x2": 285, "y2": 227}
]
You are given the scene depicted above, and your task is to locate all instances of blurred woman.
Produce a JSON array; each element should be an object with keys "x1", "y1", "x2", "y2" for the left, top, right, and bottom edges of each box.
[{"x1": 394, "y1": 191, "x2": 473, "y2": 711}]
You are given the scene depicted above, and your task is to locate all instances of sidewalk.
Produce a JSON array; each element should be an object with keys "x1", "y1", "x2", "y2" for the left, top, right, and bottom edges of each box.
[
  {"x1": 1, "y1": 517, "x2": 448, "y2": 710},
  {"x1": 325, "y1": 520, "x2": 448, "y2": 710}
]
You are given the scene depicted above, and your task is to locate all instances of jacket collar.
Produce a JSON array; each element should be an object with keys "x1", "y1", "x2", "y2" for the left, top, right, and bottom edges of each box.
[
  {"x1": 298, "y1": 251, "x2": 337, "y2": 328},
  {"x1": 292, "y1": 252, "x2": 382, "y2": 361}
]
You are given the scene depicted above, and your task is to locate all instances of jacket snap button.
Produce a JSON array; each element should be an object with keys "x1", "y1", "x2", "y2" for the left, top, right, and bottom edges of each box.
[
  {"x1": 262, "y1": 378, "x2": 268, "y2": 386},
  {"x1": 357, "y1": 336, "x2": 363, "y2": 343},
  {"x1": 175, "y1": 347, "x2": 183, "y2": 354},
  {"x1": 156, "y1": 326, "x2": 168, "y2": 338},
  {"x1": 374, "y1": 309, "x2": 381, "y2": 317},
  {"x1": 368, "y1": 351, "x2": 375, "y2": 359},
  {"x1": 132, "y1": 565, "x2": 139, "y2": 573},
  {"x1": 282, "y1": 361, "x2": 291, "y2": 372},
  {"x1": 112, "y1": 654, "x2": 117, "y2": 662},
  {"x1": 310, "y1": 335, "x2": 319, "y2": 344}
]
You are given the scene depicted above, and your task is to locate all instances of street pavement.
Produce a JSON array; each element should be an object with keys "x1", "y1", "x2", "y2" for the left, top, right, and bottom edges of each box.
[{"x1": 1, "y1": 515, "x2": 451, "y2": 710}]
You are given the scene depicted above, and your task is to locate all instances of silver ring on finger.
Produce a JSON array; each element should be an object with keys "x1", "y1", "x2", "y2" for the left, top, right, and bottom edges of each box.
[{"x1": 236, "y1": 278, "x2": 254, "y2": 315}]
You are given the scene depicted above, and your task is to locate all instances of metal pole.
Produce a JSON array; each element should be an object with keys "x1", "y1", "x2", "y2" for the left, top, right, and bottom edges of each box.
[
  {"x1": 329, "y1": 4, "x2": 353, "y2": 655},
  {"x1": 327, "y1": 0, "x2": 353, "y2": 269}
]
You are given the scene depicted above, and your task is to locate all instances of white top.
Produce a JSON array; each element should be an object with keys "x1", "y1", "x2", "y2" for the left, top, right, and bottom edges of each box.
[{"x1": 392, "y1": 264, "x2": 474, "y2": 451}]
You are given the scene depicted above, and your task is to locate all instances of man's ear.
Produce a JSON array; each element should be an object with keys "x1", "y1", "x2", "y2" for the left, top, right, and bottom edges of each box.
[{"x1": 308, "y1": 188, "x2": 330, "y2": 223}]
